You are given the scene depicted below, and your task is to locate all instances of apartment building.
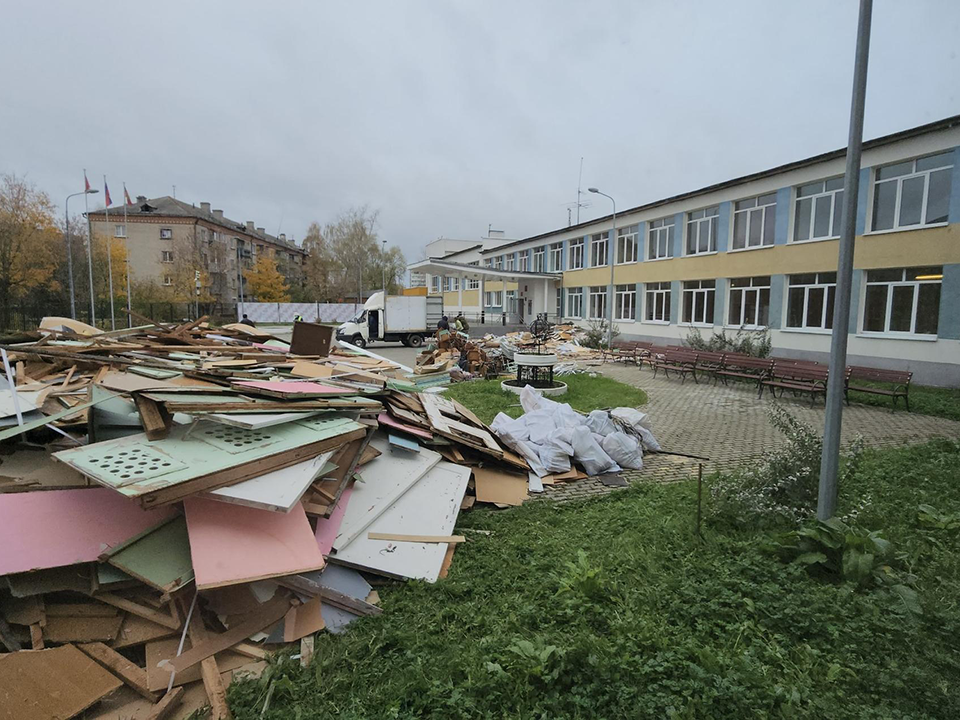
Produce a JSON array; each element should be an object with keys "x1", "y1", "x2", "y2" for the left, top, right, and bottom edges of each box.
[
  {"x1": 410, "y1": 115, "x2": 960, "y2": 384},
  {"x1": 88, "y1": 196, "x2": 306, "y2": 302}
]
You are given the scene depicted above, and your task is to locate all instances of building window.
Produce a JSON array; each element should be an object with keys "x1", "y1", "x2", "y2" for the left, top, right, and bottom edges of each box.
[
  {"x1": 556, "y1": 288, "x2": 563, "y2": 318},
  {"x1": 727, "y1": 276, "x2": 771, "y2": 328},
  {"x1": 568, "y1": 238, "x2": 584, "y2": 270},
  {"x1": 549, "y1": 242, "x2": 563, "y2": 271},
  {"x1": 467, "y1": 278, "x2": 480, "y2": 290},
  {"x1": 519, "y1": 253, "x2": 529, "y2": 272},
  {"x1": 114, "y1": 225, "x2": 126, "y2": 238},
  {"x1": 644, "y1": 282, "x2": 671, "y2": 323},
  {"x1": 567, "y1": 287, "x2": 584, "y2": 317},
  {"x1": 786, "y1": 272, "x2": 837, "y2": 330},
  {"x1": 615, "y1": 284, "x2": 636, "y2": 321},
  {"x1": 590, "y1": 232, "x2": 609, "y2": 267},
  {"x1": 431, "y1": 276, "x2": 441, "y2": 293},
  {"x1": 616, "y1": 225, "x2": 639, "y2": 264},
  {"x1": 872, "y1": 153, "x2": 953, "y2": 232},
  {"x1": 533, "y1": 247, "x2": 545, "y2": 272},
  {"x1": 161, "y1": 250, "x2": 174, "y2": 263},
  {"x1": 505, "y1": 254, "x2": 515, "y2": 271},
  {"x1": 681, "y1": 280, "x2": 715, "y2": 325},
  {"x1": 162, "y1": 275, "x2": 173, "y2": 286},
  {"x1": 160, "y1": 228, "x2": 173, "y2": 239},
  {"x1": 493, "y1": 256, "x2": 503, "y2": 269},
  {"x1": 794, "y1": 178, "x2": 844, "y2": 242},
  {"x1": 685, "y1": 206, "x2": 719, "y2": 255},
  {"x1": 444, "y1": 277, "x2": 459, "y2": 292},
  {"x1": 732, "y1": 193, "x2": 776, "y2": 250},
  {"x1": 483, "y1": 258, "x2": 492, "y2": 268},
  {"x1": 588, "y1": 286, "x2": 608, "y2": 319},
  {"x1": 647, "y1": 217, "x2": 674, "y2": 260},
  {"x1": 484, "y1": 290, "x2": 503, "y2": 308},
  {"x1": 862, "y1": 266, "x2": 941, "y2": 336}
]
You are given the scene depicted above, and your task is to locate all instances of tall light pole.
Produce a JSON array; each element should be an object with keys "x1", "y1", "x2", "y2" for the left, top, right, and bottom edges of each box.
[
  {"x1": 588, "y1": 188, "x2": 617, "y2": 350},
  {"x1": 381, "y1": 239, "x2": 387, "y2": 293},
  {"x1": 64, "y1": 188, "x2": 98, "y2": 320},
  {"x1": 83, "y1": 178, "x2": 98, "y2": 326},
  {"x1": 818, "y1": 0, "x2": 874, "y2": 521}
]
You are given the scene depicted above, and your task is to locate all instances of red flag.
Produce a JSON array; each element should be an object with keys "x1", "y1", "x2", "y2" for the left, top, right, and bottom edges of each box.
[
  {"x1": 124, "y1": 184, "x2": 133, "y2": 206},
  {"x1": 104, "y1": 179, "x2": 112, "y2": 207},
  {"x1": 84, "y1": 171, "x2": 91, "y2": 192}
]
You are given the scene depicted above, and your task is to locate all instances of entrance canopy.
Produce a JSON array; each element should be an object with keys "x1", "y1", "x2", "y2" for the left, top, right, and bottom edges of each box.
[{"x1": 407, "y1": 258, "x2": 560, "y2": 282}]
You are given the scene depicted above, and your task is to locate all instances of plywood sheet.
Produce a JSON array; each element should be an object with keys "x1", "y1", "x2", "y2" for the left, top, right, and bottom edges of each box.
[
  {"x1": 332, "y1": 436, "x2": 440, "y2": 551},
  {"x1": 206, "y1": 452, "x2": 333, "y2": 513},
  {"x1": 316, "y1": 565, "x2": 370, "y2": 634},
  {"x1": 473, "y1": 466, "x2": 529, "y2": 506},
  {"x1": 333, "y1": 461, "x2": 470, "y2": 583},
  {"x1": 0, "y1": 488, "x2": 175, "y2": 575},
  {"x1": 104, "y1": 516, "x2": 194, "y2": 592},
  {"x1": 0, "y1": 644, "x2": 122, "y2": 720},
  {"x1": 184, "y1": 498, "x2": 325, "y2": 589},
  {"x1": 231, "y1": 380, "x2": 356, "y2": 397},
  {"x1": 144, "y1": 637, "x2": 249, "y2": 692},
  {"x1": 315, "y1": 483, "x2": 353, "y2": 556},
  {"x1": 111, "y1": 613, "x2": 178, "y2": 649},
  {"x1": 378, "y1": 412, "x2": 432, "y2": 439}
]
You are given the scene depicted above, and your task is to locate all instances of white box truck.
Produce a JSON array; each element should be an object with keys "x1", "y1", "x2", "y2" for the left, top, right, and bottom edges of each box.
[{"x1": 336, "y1": 292, "x2": 444, "y2": 348}]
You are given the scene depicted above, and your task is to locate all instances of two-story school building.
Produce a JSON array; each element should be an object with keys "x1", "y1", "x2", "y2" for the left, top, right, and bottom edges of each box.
[{"x1": 409, "y1": 115, "x2": 960, "y2": 385}]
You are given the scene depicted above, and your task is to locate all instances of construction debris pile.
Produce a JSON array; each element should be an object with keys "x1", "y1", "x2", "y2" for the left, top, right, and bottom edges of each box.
[{"x1": 0, "y1": 316, "x2": 587, "y2": 720}]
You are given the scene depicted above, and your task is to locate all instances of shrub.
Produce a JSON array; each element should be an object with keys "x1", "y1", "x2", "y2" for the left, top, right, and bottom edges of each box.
[
  {"x1": 684, "y1": 326, "x2": 772, "y2": 357},
  {"x1": 710, "y1": 405, "x2": 865, "y2": 528},
  {"x1": 581, "y1": 318, "x2": 620, "y2": 349}
]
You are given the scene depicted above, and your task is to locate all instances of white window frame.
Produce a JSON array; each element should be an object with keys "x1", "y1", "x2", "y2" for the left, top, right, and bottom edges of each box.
[
  {"x1": 681, "y1": 280, "x2": 716, "y2": 326},
  {"x1": 160, "y1": 250, "x2": 174, "y2": 263},
  {"x1": 519, "y1": 253, "x2": 529, "y2": 272},
  {"x1": 685, "y1": 206, "x2": 719, "y2": 255},
  {"x1": 483, "y1": 258, "x2": 492, "y2": 268},
  {"x1": 786, "y1": 272, "x2": 837, "y2": 331},
  {"x1": 533, "y1": 247, "x2": 545, "y2": 272},
  {"x1": 505, "y1": 254, "x2": 515, "y2": 271},
  {"x1": 616, "y1": 225, "x2": 639, "y2": 264},
  {"x1": 162, "y1": 275, "x2": 173, "y2": 286},
  {"x1": 644, "y1": 282, "x2": 671, "y2": 323},
  {"x1": 549, "y1": 242, "x2": 563, "y2": 271},
  {"x1": 614, "y1": 284, "x2": 636, "y2": 321},
  {"x1": 493, "y1": 256, "x2": 503, "y2": 270},
  {"x1": 160, "y1": 228, "x2": 173, "y2": 239},
  {"x1": 861, "y1": 267, "x2": 942, "y2": 337},
  {"x1": 732, "y1": 193, "x2": 777, "y2": 250},
  {"x1": 449, "y1": 277, "x2": 460, "y2": 291},
  {"x1": 727, "y1": 276, "x2": 771, "y2": 329},
  {"x1": 590, "y1": 233, "x2": 608, "y2": 267},
  {"x1": 114, "y1": 224, "x2": 126, "y2": 238},
  {"x1": 484, "y1": 290, "x2": 504, "y2": 308},
  {"x1": 568, "y1": 239, "x2": 584, "y2": 270},
  {"x1": 467, "y1": 278, "x2": 480, "y2": 290},
  {"x1": 793, "y1": 177, "x2": 844, "y2": 243},
  {"x1": 566, "y1": 287, "x2": 583, "y2": 318},
  {"x1": 647, "y1": 217, "x2": 674, "y2": 260},
  {"x1": 870, "y1": 153, "x2": 954, "y2": 233},
  {"x1": 588, "y1": 286, "x2": 608, "y2": 320},
  {"x1": 431, "y1": 276, "x2": 441, "y2": 293}
]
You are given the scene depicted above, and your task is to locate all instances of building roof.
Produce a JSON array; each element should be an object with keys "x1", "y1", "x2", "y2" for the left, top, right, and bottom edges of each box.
[
  {"x1": 482, "y1": 113, "x2": 960, "y2": 255},
  {"x1": 88, "y1": 196, "x2": 304, "y2": 254},
  {"x1": 408, "y1": 257, "x2": 559, "y2": 281}
]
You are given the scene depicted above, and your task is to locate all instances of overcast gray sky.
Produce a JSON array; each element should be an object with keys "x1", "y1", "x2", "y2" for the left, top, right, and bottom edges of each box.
[{"x1": 2, "y1": 1, "x2": 958, "y2": 262}]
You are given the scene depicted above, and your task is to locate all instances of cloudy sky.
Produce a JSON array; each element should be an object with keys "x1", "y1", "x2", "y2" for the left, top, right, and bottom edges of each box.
[{"x1": 2, "y1": 1, "x2": 958, "y2": 263}]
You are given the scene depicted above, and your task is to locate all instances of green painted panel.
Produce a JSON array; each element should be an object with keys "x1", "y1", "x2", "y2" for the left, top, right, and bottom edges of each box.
[{"x1": 106, "y1": 515, "x2": 194, "y2": 592}]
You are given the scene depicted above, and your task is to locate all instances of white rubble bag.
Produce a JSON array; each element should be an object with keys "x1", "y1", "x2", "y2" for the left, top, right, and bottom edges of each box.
[
  {"x1": 610, "y1": 407, "x2": 661, "y2": 452},
  {"x1": 570, "y1": 428, "x2": 620, "y2": 476},
  {"x1": 491, "y1": 412, "x2": 547, "y2": 477},
  {"x1": 601, "y1": 432, "x2": 643, "y2": 470},
  {"x1": 585, "y1": 409, "x2": 616, "y2": 437}
]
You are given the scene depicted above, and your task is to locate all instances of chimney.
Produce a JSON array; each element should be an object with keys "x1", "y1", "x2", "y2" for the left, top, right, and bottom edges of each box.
[
  {"x1": 212, "y1": 209, "x2": 223, "y2": 220},
  {"x1": 257, "y1": 227, "x2": 265, "y2": 235},
  {"x1": 200, "y1": 202, "x2": 211, "y2": 214},
  {"x1": 245, "y1": 221, "x2": 255, "y2": 231},
  {"x1": 136, "y1": 195, "x2": 146, "y2": 204},
  {"x1": 278, "y1": 233, "x2": 286, "y2": 242}
]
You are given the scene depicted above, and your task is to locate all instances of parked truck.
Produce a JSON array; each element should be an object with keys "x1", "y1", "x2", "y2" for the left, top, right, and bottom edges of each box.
[{"x1": 336, "y1": 292, "x2": 444, "y2": 348}]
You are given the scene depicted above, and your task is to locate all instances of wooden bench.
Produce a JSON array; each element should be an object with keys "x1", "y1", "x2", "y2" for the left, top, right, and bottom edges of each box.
[
  {"x1": 845, "y1": 366, "x2": 912, "y2": 411},
  {"x1": 713, "y1": 355, "x2": 774, "y2": 388},
  {"x1": 760, "y1": 363, "x2": 830, "y2": 405},
  {"x1": 651, "y1": 349, "x2": 700, "y2": 383},
  {"x1": 603, "y1": 340, "x2": 642, "y2": 364},
  {"x1": 693, "y1": 350, "x2": 726, "y2": 380},
  {"x1": 633, "y1": 341, "x2": 659, "y2": 369}
]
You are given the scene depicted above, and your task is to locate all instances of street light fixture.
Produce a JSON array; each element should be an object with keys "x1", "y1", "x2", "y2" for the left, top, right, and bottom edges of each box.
[
  {"x1": 381, "y1": 239, "x2": 388, "y2": 294},
  {"x1": 588, "y1": 187, "x2": 617, "y2": 350},
  {"x1": 65, "y1": 188, "x2": 98, "y2": 321}
]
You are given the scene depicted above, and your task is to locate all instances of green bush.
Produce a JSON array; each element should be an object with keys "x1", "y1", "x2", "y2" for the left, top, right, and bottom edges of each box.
[
  {"x1": 581, "y1": 318, "x2": 620, "y2": 349},
  {"x1": 685, "y1": 326, "x2": 772, "y2": 357}
]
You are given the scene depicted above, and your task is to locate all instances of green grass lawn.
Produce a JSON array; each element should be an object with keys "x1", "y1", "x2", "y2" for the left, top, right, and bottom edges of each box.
[
  {"x1": 847, "y1": 383, "x2": 960, "y2": 422},
  {"x1": 229, "y1": 438, "x2": 960, "y2": 719},
  {"x1": 440, "y1": 373, "x2": 649, "y2": 425}
]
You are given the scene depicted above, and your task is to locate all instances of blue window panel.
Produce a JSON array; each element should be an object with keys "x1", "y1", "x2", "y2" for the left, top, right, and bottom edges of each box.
[
  {"x1": 716, "y1": 202, "x2": 732, "y2": 253},
  {"x1": 767, "y1": 275, "x2": 784, "y2": 329},
  {"x1": 938, "y1": 264, "x2": 960, "y2": 340},
  {"x1": 774, "y1": 188, "x2": 791, "y2": 245}
]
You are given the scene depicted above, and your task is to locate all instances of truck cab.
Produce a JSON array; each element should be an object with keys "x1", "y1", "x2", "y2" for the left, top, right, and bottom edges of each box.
[{"x1": 336, "y1": 292, "x2": 443, "y2": 348}]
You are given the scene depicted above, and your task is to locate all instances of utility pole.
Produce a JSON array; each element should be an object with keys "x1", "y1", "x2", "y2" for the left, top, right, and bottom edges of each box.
[
  {"x1": 83, "y1": 172, "x2": 96, "y2": 326},
  {"x1": 818, "y1": 0, "x2": 874, "y2": 521}
]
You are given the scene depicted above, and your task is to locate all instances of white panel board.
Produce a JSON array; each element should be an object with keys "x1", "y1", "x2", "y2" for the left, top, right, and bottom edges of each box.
[
  {"x1": 203, "y1": 411, "x2": 321, "y2": 429},
  {"x1": 205, "y1": 452, "x2": 335, "y2": 513}
]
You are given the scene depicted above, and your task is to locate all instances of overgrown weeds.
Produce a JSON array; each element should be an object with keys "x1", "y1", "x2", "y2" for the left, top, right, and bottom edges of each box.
[{"x1": 685, "y1": 326, "x2": 772, "y2": 357}]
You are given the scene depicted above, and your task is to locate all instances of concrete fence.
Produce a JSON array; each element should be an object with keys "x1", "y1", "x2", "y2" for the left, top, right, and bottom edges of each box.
[{"x1": 238, "y1": 302, "x2": 362, "y2": 324}]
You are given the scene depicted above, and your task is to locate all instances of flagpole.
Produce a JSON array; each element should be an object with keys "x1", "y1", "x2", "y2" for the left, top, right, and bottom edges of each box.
[
  {"x1": 103, "y1": 176, "x2": 117, "y2": 330},
  {"x1": 83, "y1": 170, "x2": 96, "y2": 326},
  {"x1": 123, "y1": 183, "x2": 133, "y2": 327}
]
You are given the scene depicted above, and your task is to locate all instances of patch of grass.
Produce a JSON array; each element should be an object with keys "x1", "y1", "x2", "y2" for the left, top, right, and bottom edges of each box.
[
  {"x1": 440, "y1": 373, "x2": 648, "y2": 425},
  {"x1": 229, "y1": 439, "x2": 960, "y2": 719},
  {"x1": 847, "y1": 382, "x2": 960, "y2": 422}
]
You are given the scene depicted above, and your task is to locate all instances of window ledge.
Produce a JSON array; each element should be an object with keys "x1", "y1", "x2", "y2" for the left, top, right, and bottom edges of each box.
[
  {"x1": 856, "y1": 332, "x2": 938, "y2": 342},
  {"x1": 615, "y1": 260, "x2": 640, "y2": 266},
  {"x1": 678, "y1": 322, "x2": 714, "y2": 329},
  {"x1": 645, "y1": 256, "x2": 674, "y2": 263},
  {"x1": 723, "y1": 325, "x2": 768, "y2": 332},
  {"x1": 727, "y1": 243, "x2": 775, "y2": 254},
  {"x1": 864, "y1": 222, "x2": 949, "y2": 237},
  {"x1": 682, "y1": 250, "x2": 719, "y2": 258},
  {"x1": 641, "y1": 320, "x2": 671, "y2": 326},
  {"x1": 614, "y1": 318, "x2": 637, "y2": 324},
  {"x1": 779, "y1": 327, "x2": 833, "y2": 335},
  {"x1": 788, "y1": 236, "x2": 838, "y2": 246}
]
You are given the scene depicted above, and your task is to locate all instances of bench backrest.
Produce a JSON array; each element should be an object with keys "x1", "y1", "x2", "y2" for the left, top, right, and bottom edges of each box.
[
  {"x1": 847, "y1": 365, "x2": 912, "y2": 385},
  {"x1": 771, "y1": 363, "x2": 829, "y2": 382},
  {"x1": 695, "y1": 350, "x2": 725, "y2": 365},
  {"x1": 722, "y1": 355, "x2": 774, "y2": 371},
  {"x1": 660, "y1": 349, "x2": 699, "y2": 363}
]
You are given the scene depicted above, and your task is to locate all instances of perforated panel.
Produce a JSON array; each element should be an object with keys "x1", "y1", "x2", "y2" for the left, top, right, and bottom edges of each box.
[
  {"x1": 198, "y1": 425, "x2": 280, "y2": 454},
  {"x1": 295, "y1": 416, "x2": 360, "y2": 434},
  {"x1": 69, "y1": 445, "x2": 187, "y2": 487}
]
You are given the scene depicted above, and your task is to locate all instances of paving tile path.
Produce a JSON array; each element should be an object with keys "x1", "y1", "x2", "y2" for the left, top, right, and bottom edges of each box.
[{"x1": 540, "y1": 361, "x2": 960, "y2": 502}]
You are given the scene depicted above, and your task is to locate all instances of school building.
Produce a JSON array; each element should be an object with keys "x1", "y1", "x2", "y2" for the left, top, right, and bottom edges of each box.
[{"x1": 408, "y1": 115, "x2": 960, "y2": 385}]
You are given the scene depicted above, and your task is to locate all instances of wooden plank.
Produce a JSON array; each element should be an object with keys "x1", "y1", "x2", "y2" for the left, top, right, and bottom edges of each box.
[
  {"x1": 185, "y1": 498, "x2": 325, "y2": 589},
  {"x1": 0, "y1": 595, "x2": 44, "y2": 626},
  {"x1": 0, "y1": 645, "x2": 122, "y2": 720},
  {"x1": 282, "y1": 597, "x2": 324, "y2": 642},
  {"x1": 78, "y1": 641, "x2": 157, "y2": 701},
  {"x1": 43, "y1": 615, "x2": 123, "y2": 643},
  {"x1": 144, "y1": 638, "x2": 250, "y2": 692},
  {"x1": 146, "y1": 686, "x2": 184, "y2": 720},
  {"x1": 186, "y1": 604, "x2": 232, "y2": 720},
  {"x1": 104, "y1": 515, "x2": 194, "y2": 593},
  {"x1": 276, "y1": 576, "x2": 382, "y2": 617},
  {"x1": 46, "y1": 602, "x2": 117, "y2": 618},
  {"x1": 160, "y1": 597, "x2": 290, "y2": 675},
  {"x1": 93, "y1": 593, "x2": 180, "y2": 630},
  {"x1": 29, "y1": 623, "x2": 44, "y2": 649},
  {"x1": 438, "y1": 544, "x2": 456, "y2": 580},
  {"x1": 367, "y1": 533, "x2": 466, "y2": 544},
  {"x1": 315, "y1": 483, "x2": 352, "y2": 555},
  {"x1": 134, "y1": 393, "x2": 173, "y2": 440},
  {"x1": 111, "y1": 613, "x2": 177, "y2": 649},
  {"x1": 300, "y1": 636, "x2": 315, "y2": 668},
  {"x1": 472, "y1": 466, "x2": 529, "y2": 506}
]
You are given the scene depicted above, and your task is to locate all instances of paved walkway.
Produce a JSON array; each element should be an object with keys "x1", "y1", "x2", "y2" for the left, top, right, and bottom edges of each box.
[{"x1": 541, "y1": 361, "x2": 960, "y2": 502}]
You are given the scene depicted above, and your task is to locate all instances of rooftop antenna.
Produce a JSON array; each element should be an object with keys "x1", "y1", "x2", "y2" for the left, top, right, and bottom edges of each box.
[
  {"x1": 172, "y1": 185, "x2": 176, "y2": 199},
  {"x1": 577, "y1": 157, "x2": 584, "y2": 224}
]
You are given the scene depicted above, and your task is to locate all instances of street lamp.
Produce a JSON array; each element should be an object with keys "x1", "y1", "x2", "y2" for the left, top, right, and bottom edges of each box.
[
  {"x1": 65, "y1": 188, "x2": 98, "y2": 321},
  {"x1": 588, "y1": 187, "x2": 617, "y2": 350},
  {"x1": 381, "y1": 239, "x2": 388, "y2": 294}
]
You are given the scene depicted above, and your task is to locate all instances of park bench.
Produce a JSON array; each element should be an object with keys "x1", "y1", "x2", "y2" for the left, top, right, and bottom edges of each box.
[
  {"x1": 713, "y1": 354, "x2": 774, "y2": 387},
  {"x1": 759, "y1": 363, "x2": 830, "y2": 405},
  {"x1": 845, "y1": 365, "x2": 912, "y2": 411},
  {"x1": 603, "y1": 340, "x2": 642, "y2": 364},
  {"x1": 650, "y1": 348, "x2": 700, "y2": 383},
  {"x1": 692, "y1": 350, "x2": 726, "y2": 379},
  {"x1": 633, "y1": 341, "x2": 659, "y2": 369}
]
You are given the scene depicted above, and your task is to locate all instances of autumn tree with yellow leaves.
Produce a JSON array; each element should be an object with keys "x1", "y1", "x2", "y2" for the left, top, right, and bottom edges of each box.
[{"x1": 244, "y1": 255, "x2": 291, "y2": 302}]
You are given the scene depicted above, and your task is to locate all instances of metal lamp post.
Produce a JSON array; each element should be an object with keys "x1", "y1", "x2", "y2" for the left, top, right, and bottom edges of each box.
[
  {"x1": 588, "y1": 188, "x2": 617, "y2": 350},
  {"x1": 64, "y1": 188, "x2": 97, "y2": 320},
  {"x1": 381, "y1": 239, "x2": 388, "y2": 294}
]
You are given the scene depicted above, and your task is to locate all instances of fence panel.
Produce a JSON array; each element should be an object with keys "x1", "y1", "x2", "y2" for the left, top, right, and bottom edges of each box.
[{"x1": 238, "y1": 302, "x2": 362, "y2": 324}]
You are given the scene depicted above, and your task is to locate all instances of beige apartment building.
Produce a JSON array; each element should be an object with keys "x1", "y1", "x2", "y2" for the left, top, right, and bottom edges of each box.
[{"x1": 87, "y1": 196, "x2": 306, "y2": 303}]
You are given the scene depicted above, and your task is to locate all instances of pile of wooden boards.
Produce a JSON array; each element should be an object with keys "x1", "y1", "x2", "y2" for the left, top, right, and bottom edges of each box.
[{"x1": 0, "y1": 314, "x2": 582, "y2": 719}]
